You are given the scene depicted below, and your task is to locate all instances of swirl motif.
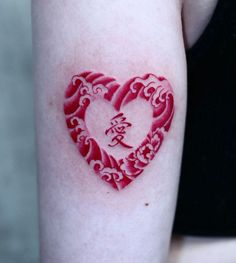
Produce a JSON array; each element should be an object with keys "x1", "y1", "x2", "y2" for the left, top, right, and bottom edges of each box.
[{"x1": 64, "y1": 72, "x2": 174, "y2": 190}]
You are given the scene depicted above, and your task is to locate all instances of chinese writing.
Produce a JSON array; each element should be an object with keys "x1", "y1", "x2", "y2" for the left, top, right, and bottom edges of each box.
[{"x1": 105, "y1": 113, "x2": 133, "y2": 149}]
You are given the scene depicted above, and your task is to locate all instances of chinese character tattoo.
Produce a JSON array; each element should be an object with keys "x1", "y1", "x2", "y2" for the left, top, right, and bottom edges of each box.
[{"x1": 105, "y1": 113, "x2": 133, "y2": 149}]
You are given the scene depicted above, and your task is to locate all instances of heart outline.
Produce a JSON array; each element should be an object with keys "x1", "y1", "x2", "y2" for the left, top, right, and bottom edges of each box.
[{"x1": 64, "y1": 72, "x2": 174, "y2": 190}]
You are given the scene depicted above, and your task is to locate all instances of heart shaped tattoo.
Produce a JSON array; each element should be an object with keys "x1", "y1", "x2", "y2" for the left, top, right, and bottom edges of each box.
[{"x1": 64, "y1": 72, "x2": 174, "y2": 190}]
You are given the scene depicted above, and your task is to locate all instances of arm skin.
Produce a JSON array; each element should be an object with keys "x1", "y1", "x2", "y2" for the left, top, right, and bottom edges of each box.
[{"x1": 32, "y1": 0, "x2": 186, "y2": 262}]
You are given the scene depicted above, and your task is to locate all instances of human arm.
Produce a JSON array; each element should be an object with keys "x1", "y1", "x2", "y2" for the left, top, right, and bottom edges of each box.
[{"x1": 32, "y1": 0, "x2": 186, "y2": 262}]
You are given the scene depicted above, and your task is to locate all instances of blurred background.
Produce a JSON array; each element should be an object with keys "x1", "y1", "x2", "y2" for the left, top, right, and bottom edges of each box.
[{"x1": 0, "y1": 0, "x2": 39, "y2": 262}]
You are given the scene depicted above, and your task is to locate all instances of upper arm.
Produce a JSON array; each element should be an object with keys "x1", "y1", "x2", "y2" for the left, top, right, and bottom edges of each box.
[{"x1": 32, "y1": 1, "x2": 187, "y2": 262}]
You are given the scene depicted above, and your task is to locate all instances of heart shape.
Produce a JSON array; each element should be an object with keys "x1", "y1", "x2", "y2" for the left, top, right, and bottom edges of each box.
[{"x1": 64, "y1": 72, "x2": 174, "y2": 190}]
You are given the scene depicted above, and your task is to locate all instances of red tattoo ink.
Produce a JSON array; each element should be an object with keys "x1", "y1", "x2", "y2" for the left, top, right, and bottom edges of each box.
[
  {"x1": 64, "y1": 72, "x2": 174, "y2": 190},
  {"x1": 105, "y1": 112, "x2": 132, "y2": 149}
]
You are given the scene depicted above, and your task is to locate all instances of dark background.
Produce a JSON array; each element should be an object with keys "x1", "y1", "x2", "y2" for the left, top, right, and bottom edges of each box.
[{"x1": 173, "y1": 0, "x2": 236, "y2": 236}]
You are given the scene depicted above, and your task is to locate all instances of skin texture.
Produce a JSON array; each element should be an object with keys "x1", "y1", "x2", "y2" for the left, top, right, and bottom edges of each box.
[
  {"x1": 33, "y1": 0, "x2": 236, "y2": 262},
  {"x1": 32, "y1": 0, "x2": 186, "y2": 262}
]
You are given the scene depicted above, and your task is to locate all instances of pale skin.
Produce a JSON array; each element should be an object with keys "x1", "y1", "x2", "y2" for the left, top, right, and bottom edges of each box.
[{"x1": 32, "y1": 0, "x2": 236, "y2": 262}]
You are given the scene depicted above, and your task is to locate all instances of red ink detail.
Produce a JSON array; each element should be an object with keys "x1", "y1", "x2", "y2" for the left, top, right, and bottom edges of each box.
[
  {"x1": 86, "y1": 72, "x2": 104, "y2": 82},
  {"x1": 105, "y1": 113, "x2": 132, "y2": 149},
  {"x1": 64, "y1": 72, "x2": 174, "y2": 190}
]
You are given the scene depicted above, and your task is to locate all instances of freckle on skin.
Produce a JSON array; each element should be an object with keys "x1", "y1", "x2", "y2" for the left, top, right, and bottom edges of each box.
[{"x1": 49, "y1": 101, "x2": 53, "y2": 106}]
